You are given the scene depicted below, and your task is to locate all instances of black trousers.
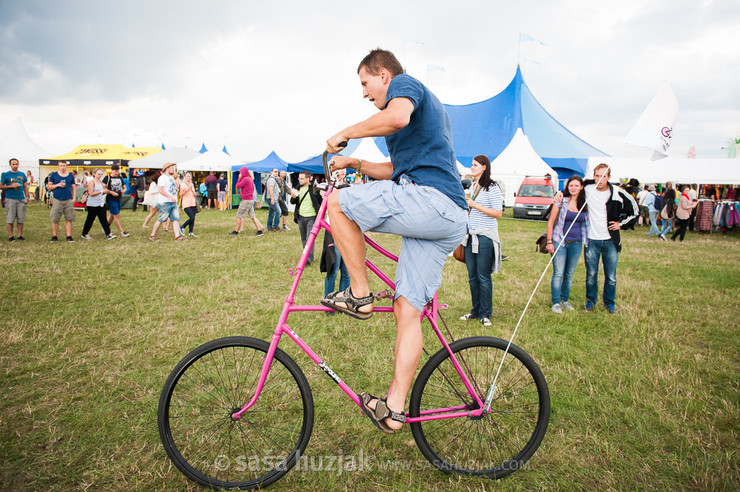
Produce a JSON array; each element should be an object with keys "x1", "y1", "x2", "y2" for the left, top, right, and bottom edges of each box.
[
  {"x1": 671, "y1": 218, "x2": 689, "y2": 241},
  {"x1": 182, "y1": 206, "x2": 197, "y2": 233},
  {"x1": 82, "y1": 206, "x2": 111, "y2": 236}
]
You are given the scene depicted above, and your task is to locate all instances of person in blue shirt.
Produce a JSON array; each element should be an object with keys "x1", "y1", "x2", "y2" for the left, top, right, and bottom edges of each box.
[
  {"x1": 46, "y1": 160, "x2": 77, "y2": 242},
  {"x1": 323, "y1": 49, "x2": 468, "y2": 434},
  {"x1": 0, "y1": 158, "x2": 29, "y2": 241}
]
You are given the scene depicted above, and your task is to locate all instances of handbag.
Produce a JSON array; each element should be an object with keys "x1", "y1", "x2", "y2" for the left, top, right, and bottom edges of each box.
[
  {"x1": 535, "y1": 233, "x2": 548, "y2": 254},
  {"x1": 195, "y1": 201, "x2": 202, "y2": 213},
  {"x1": 453, "y1": 244, "x2": 465, "y2": 262},
  {"x1": 453, "y1": 184, "x2": 482, "y2": 263}
]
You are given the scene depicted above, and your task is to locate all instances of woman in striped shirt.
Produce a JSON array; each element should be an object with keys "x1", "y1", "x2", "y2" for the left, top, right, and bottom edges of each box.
[{"x1": 459, "y1": 155, "x2": 503, "y2": 327}]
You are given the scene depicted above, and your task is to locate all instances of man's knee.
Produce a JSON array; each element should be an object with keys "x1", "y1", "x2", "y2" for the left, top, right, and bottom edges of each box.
[{"x1": 393, "y1": 296, "x2": 421, "y2": 324}]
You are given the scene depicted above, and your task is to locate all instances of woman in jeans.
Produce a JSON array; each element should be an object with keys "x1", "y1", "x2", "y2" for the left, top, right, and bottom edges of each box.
[
  {"x1": 179, "y1": 172, "x2": 198, "y2": 237},
  {"x1": 81, "y1": 169, "x2": 116, "y2": 240},
  {"x1": 545, "y1": 176, "x2": 588, "y2": 313},
  {"x1": 671, "y1": 185, "x2": 697, "y2": 242},
  {"x1": 459, "y1": 155, "x2": 503, "y2": 327},
  {"x1": 659, "y1": 183, "x2": 676, "y2": 240}
]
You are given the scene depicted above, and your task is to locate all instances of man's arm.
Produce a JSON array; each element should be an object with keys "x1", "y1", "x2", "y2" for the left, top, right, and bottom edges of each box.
[
  {"x1": 326, "y1": 97, "x2": 414, "y2": 153},
  {"x1": 613, "y1": 188, "x2": 639, "y2": 230},
  {"x1": 330, "y1": 157, "x2": 393, "y2": 181}
]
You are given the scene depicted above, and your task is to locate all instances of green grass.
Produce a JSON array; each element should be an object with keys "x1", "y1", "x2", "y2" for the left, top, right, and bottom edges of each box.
[{"x1": 1, "y1": 204, "x2": 738, "y2": 491}]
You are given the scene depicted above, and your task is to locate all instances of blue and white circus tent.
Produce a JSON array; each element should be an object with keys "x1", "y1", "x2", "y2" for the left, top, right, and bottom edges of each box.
[{"x1": 374, "y1": 67, "x2": 607, "y2": 180}]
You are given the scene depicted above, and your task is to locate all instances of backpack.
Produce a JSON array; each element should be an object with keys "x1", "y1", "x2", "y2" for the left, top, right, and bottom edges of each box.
[{"x1": 652, "y1": 193, "x2": 662, "y2": 211}]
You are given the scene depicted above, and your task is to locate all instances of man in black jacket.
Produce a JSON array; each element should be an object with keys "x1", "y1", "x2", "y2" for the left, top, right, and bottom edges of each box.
[
  {"x1": 290, "y1": 171, "x2": 322, "y2": 265},
  {"x1": 582, "y1": 163, "x2": 638, "y2": 314}
]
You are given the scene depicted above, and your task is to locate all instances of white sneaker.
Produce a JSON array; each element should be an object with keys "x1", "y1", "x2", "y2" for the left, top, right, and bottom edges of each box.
[
  {"x1": 188, "y1": 232, "x2": 198, "y2": 237},
  {"x1": 561, "y1": 302, "x2": 575, "y2": 311},
  {"x1": 552, "y1": 304, "x2": 563, "y2": 314},
  {"x1": 106, "y1": 234, "x2": 117, "y2": 240},
  {"x1": 480, "y1": 317, "x2": 492, "y2": 327},
  {"x1": 120, "y1": 231, "x2": 130, "y2": 237},
  {"x1": 81, "y1": 234, "x2": 92, "y2": 240},
  {"x1": 459, "y1": 313, "x2": 476, "y2": 321}
]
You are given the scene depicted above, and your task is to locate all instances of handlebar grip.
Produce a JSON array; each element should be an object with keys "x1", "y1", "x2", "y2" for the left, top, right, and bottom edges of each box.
[{"x1": 321, "y1": 142, "x2": 348, "y2": 176}]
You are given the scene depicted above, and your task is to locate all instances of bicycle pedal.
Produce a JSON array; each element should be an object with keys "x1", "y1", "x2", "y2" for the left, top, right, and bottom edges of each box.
[{"x1": 375, "y1": 289, "x2": 394, "y2": 300}]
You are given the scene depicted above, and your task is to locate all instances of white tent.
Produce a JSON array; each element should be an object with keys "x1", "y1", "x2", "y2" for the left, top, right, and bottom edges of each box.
[
  {"x1": 128, "y1": 146, "x2": 200, "y2": 169},
  {"x1": 177, "y1": 150, "x2": 243, "y2": 172},
  {"x1": 0, "y1": 117, "x2": 51, "y2": 178},
  {"x1": 347, "y1": 137, "x2": 389, "y2": 162},
  {"x1": 586, "y1": 156, "x2": 740, "y2": 185},
  {"x1": 489, "y1": 129, "x2": 559, "y2": 206}
]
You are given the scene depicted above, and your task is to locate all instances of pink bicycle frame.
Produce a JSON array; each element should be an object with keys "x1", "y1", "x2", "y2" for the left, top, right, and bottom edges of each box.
[{"x1": 232, "y1": 176, "x2": 486, "y2": 423}]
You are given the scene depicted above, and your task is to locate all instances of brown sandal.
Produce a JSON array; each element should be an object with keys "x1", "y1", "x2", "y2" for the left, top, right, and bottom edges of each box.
[
  {"x1": 359, "y1": 393, "x2": 406, "y2": 435},
  {"x1": 321, "y1": 287, "x2": 374, "y2": 320}
]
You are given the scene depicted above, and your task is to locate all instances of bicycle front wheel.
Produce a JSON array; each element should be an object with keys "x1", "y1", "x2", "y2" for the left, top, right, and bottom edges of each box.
[
  {"x1": 409, "y1": 336, "x2": 549, "y2": 479},
  {"x1": 158, "y1": 336, "x2": 314, "y2": 490}
]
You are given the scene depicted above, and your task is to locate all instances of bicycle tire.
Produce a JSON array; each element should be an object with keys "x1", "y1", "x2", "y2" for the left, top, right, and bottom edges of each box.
[
  {"x1": 158, "y1": 336, "x2": 314, "y2": 490},
  {"x1": 409, "y1": 336, "x2": 549, "y2": 479}
]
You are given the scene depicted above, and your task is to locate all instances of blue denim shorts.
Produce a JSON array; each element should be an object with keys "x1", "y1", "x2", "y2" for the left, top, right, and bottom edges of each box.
[
  {"x1": 338, "y1": 176, "x2": 467, "y2": 311},
  {"x1": 158, "y1": 201, "x2": 180, "y2": 222}
]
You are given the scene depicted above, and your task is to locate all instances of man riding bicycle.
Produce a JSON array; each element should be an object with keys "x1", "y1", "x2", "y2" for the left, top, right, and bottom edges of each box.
[{"x1": 323, "y1": 48, "x2": 468, "y2": 433}]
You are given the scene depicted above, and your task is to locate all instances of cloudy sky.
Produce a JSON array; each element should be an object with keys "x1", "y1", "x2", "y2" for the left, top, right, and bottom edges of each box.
[{"x1": 1, "y1": 0, "x2": 738, "y2": 162}]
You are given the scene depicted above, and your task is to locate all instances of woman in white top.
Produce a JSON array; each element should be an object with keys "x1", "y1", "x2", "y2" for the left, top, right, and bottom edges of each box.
[
  {"x1": 458, "y1": 155, "x2": 503, "y2": 327},
  {"x1": 142, "y1": 171, "x2": 166, "y2": 230},
  {"x1": 81, "y1": 169, "x2": 115, "y2": 240}
]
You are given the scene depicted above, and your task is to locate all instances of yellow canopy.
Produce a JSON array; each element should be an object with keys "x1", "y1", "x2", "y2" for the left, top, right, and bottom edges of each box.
[{"x1": 42, "y1": 144, "x2": 162, "y2": 165}]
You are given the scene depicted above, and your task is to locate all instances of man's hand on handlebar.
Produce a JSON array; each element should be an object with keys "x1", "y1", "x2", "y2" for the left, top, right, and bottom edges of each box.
[
  {"x1": 328, "y1": 156, "x2": 356, "y2": 172},
  {"x1": 326, "y1": 134, "x2": 348, "y2": 154}
]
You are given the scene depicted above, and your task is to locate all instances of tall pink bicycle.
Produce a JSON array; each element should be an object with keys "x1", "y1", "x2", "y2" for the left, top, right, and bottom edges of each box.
[{"x1": 158, "y1": 151, "x2": 550, "y2": 489}]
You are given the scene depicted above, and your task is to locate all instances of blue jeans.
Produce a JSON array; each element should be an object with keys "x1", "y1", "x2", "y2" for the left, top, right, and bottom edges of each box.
[
  {"x1": 551, "y1": 240, "x2": 582, "y2": 305},
  {"x1": 266, "y1": 200, "x2": 281, "y2": 230},
  {"x1": 660, "y1": 218, "x2": 673, "y2": 236},
  {"x1": 648, "y1": 209, "x2": 660, "y2": 235},
  {"x1": 464, "y1": 235, "x2": 494, "y2": 319},
  {"x1": 324, "y1": 246, "x2": 350, "y2": 295},
  {"x1": 584, "y1": 239, "x2": 618, "y2": 306}
]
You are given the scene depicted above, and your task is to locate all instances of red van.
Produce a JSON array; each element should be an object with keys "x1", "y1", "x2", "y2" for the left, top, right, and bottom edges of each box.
[{"x1": 512, "y1": 175, "x2": 556, "y2": 220}]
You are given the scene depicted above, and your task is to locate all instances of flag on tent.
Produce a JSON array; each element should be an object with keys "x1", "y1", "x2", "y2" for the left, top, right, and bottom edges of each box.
[
  {"x1": 625, "y1": 83, "x2": 679, "y2": 161},
  {"x1": 519, "y1": 33, "x2": 545, "y2": 45}
]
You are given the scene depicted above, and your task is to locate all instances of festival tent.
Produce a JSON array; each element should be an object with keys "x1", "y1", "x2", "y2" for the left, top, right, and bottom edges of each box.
[
  {"x1": 288, "y1": 154, "x2": 325, "y2": 174},
  {"x1": 243, "y1": 151, "x2": 289, "y2": 172},
  {"x1": 0, "y1": 117, "x2": 50, "y2": 178},
  {"x1": 373, "y1": 66, "x2": 608, "y2": 178},
  {"x1": 586, "y1": 157, "x2": 740, "y2": 185},
  {"x1": 348, "y1": 137, "x2": 389, "y2": 163},
  {"x1": 128, "y1": 147, "x2": 200, "y2": 169},
  {"x1": 178, "y1": 150, "x2": 242, "y2": 172},
  {"x1": 490, "y1": 129, "x2": 559, "y2": 206},
  {"x1": 40, "y1": 144, "x2": 162, "y2": 167}
]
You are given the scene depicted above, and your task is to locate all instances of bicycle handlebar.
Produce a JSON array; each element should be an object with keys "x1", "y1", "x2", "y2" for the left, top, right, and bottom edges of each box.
[{"x1": 322, "y1": 141, "x2": 347, "y2": 177}]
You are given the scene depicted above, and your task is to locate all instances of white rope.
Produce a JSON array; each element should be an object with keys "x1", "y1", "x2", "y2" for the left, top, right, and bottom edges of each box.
[{"x1": 490, "y1": 166, "x2": 611, "y2": 393}]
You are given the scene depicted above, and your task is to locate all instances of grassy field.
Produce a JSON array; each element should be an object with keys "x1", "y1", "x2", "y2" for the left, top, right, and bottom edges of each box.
[{"x1": 1, "y1": 203, "x2": 738, "y2": 491}]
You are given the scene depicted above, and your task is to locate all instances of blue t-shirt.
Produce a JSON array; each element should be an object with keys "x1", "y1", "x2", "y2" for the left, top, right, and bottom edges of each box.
[
  {"x1": 1, "y1": 171, "x2": 27, "y2": 200},
  {"x1": 48, "y1": 172, "x2": 76, "y2": 201},
  {"x1": 384, "y1": 74, "x2": 467, "y2": 209},
  {"x1": 564, "y1": 209, "x2": 586, "y2": 242}
]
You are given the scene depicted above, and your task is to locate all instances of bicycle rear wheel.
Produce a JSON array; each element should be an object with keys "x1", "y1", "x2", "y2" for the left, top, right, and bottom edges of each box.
[
  {"x1": 409, "y1": 336, "x2": 549, "y2": 479},
  {"x1": 158, "y1": 336, "x2": 314, "y2": 490}
]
